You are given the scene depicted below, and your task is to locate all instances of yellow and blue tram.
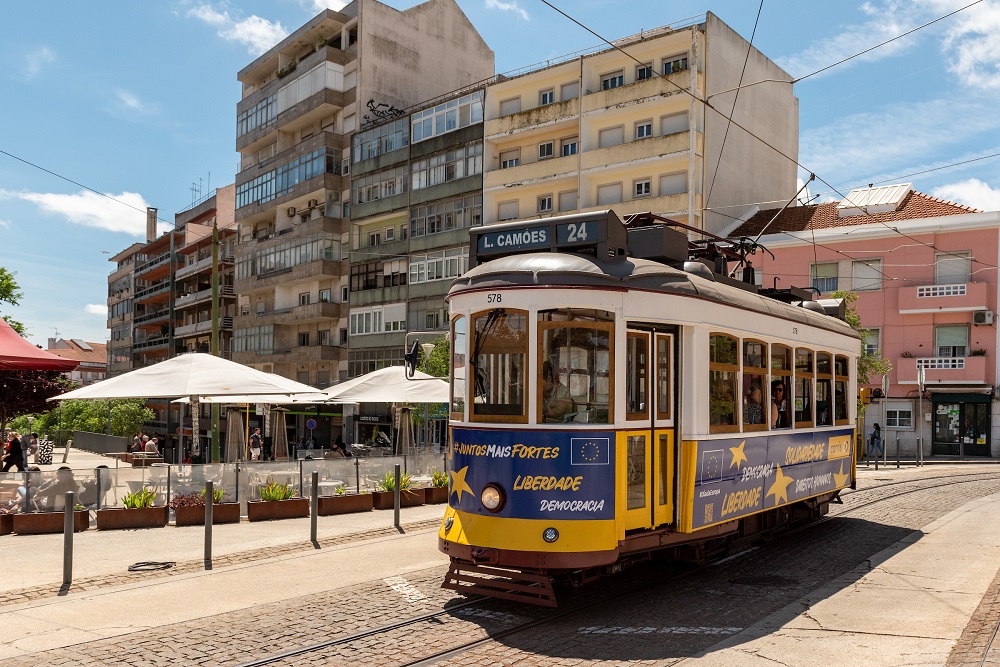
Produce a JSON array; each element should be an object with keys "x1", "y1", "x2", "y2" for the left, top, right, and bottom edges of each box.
[{"x1": 431, "y1": 210, "x2": 859, "y2": 605}]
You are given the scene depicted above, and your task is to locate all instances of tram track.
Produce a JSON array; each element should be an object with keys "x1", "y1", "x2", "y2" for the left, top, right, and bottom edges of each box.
[{"x1": 233, "y1": 468, "x2": 1000, "y2": 667}]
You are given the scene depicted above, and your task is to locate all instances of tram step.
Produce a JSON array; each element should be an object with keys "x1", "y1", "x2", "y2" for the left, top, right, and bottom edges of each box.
[{"x1": 442, "y1": 562, "x2": 558, "y2": 607}]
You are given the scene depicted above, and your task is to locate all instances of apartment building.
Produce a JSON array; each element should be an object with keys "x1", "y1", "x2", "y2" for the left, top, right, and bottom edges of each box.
[
  {"x1": 348, "y1": 88, "x2": 483, "y2": 378},
  {"x1": 106, "y1": 242, "x2": 142, "y2": 377},
  {"x1": 47, "y1": 338, "x2": 107, "y2": 386},
  {"x1": 734, "y1": 184, "x2": 1000, "y2": 458},
  {"x1": 482, "y1": 12, "x2": 797, "y2": 235},
  {"x1": 231, "y1": 0, "x2": 493, "y2": 390}
]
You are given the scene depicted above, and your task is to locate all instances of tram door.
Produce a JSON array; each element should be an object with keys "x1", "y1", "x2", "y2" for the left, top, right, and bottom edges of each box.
[{"x1": 623, "y1": 326, "x2": 676, "y2": 532}]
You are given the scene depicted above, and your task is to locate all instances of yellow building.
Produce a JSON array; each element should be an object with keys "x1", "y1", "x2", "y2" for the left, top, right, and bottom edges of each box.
[{"x1": 483, "y1": 13, "x2": 798, "y2": 235}]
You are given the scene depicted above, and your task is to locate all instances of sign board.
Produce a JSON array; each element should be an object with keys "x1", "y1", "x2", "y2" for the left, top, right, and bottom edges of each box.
[
  {"x1": 358, "y1": 415, "x2": 382, "y2": 423},
  {"x1": 469, "y1": 210, "x2": 628, "y2": 267},
  {"x1": 917, "y1": 366, "x2": 925, "y2": 389},
  {"x1": 881, "y1": 375, "x2": 889, "y2": 398},
  {"x1": 306, "y1": 418, "x2": 317, "y2": 430}
]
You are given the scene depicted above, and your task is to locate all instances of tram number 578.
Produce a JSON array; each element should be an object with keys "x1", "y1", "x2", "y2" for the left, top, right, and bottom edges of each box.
[{"x1": 487, "y1": 293, "x2": 502, "y2": 304}]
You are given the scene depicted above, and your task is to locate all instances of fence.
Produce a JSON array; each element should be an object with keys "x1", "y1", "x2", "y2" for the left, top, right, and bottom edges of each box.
[
  {"x1": 71, "y1": 431, "x2": 130, "y2": 455},
  {"x1": 0, "y1": 452, "x2": 449, "y2": 517}
]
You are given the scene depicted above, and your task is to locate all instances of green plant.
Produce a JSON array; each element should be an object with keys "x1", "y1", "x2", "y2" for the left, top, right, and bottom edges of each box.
[
  {"x1": 259, "y1": 482, "x2": 297, "y2": 501},
  {"x1": 122, "y1": 487, "x2": 157, "y2": 509},
  {"x1": 431, "y1": 470, "x2": 448, "y2": 488},
  {"x1": 375, "y1": 471, "x2": 412, "y2": 492},
  {"x1": 334, "y1": 485, "x2": 347, "y2": 496},
  {"x1": 971, "y1": 349, "x2": 988, "y2": 357},
  {"x1": 900, "y1": 351, "x2": 914, "y2": 358},
  {"x1": 201, "y1": 487, "x2": 226, "y2": 504}
]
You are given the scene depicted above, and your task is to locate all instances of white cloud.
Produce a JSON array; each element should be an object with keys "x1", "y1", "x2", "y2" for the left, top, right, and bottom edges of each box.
[
  {"x1": 485, "y1": 0, "x2": 529, "y2": 21},
  {"x1": 0, "y1": 189, "x2": 165, "y2": 237},
  {"x1": 932, "y1": 178, "x2": 1000, "y2": 210},
  {"x1": 309, "y1": 0, "x2": 349, "y2": 11},
  {"x1": 109, "y1": 89, "x2": 160, "y2": 118},
  {"x1": 0, "y1": 219, "x2": 10, "y2": 229},
  {"x1": 23, "y1": 46, "x2": 55, "y2": 80},
  {"x1": 84, "y1": 304, "x2": 106, "y2": 315},
  {"x1": 187, "y1": 4, "x2": 288, "y2": 55},
  {"x1": 936, "y1": 0, "x2": 1000, "y2": 89}
]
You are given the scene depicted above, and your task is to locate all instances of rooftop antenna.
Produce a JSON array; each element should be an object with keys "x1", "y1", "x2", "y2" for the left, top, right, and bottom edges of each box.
[{"x1": 190, "y1": 178, "x2": 202, "y2": 204}]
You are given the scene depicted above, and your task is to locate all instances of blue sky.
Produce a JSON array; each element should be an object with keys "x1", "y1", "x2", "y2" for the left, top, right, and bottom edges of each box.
[{"x1": 1, "y1": 0, "x2": 999, "y2": 346}]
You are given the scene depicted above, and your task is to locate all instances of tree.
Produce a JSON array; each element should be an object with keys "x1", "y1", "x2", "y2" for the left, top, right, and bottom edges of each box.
[
  {"x1": 9, "y1": 398, "x2": 153, "y2": 440},
  {"x1": 831, "y1": 290, "x2": 891, "y2": 414},
  {"x1": 418, "y1": 336, "x2": 450, "y2": 378},
  {"x1": 0, "y1": 370, "x2": 70, "y2": 430},
  {"x1": 0, "y1": 267, "x2": 25, "y2": 334}
]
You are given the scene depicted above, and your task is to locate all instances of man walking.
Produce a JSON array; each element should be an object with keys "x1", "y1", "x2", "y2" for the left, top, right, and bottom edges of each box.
[
  {"x1": 249, "y1": 427, "x2": 262, "y2": 461},
  {"x1": 869, "y1": 423, "x2": 883, "y2": 459}
]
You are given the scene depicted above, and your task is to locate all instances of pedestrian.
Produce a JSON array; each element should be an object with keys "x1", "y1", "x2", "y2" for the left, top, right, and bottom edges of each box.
[
  {"x1": 26, "y1": 432, "x2": 38, "y2": 464},
  {"x1": 869, "y1": 423, "x2": 883, "y2": 458},
  {"x1": 130, "y1": 431, "x2": 144, "y2": 454},
  {"x1": 2, "y1": 431, "x2": 25, "y2": 472},
  {"x1": 144, "y1": 437, "x2": 160, "y2": 457},
  {"x1": 249, "y1": 427, "x2": 262, "y2": 461}
]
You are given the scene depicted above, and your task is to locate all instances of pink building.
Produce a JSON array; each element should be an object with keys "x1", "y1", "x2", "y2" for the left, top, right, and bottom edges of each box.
[{"x1": 731, "y1": 184, "x2": 1000, "y2": 458}]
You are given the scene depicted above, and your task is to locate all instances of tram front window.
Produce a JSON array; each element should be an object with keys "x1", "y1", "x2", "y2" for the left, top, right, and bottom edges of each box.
[
  {"x1": 471, "y1": 309, "x2": 527, "y2": 420},
  {"x1": 538, "y1": 309, "x2": 614, "y2": 424}
]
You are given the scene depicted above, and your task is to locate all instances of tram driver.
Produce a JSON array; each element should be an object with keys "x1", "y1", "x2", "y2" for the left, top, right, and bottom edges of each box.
[
  {"x1": 542, "y1": 360, "x2": 575, "y2": 423},
  {"x1": 771, "y1": 379, "x2": 791, "y2": 428}
]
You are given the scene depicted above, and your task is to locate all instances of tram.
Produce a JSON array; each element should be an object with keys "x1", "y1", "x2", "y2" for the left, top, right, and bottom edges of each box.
[{"x1": 423, "y1": 210, "x2": 859, "y2": 606}]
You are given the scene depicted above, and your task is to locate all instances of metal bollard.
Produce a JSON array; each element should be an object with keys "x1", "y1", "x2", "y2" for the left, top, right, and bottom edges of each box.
[
  {"x1": 355, "y1": 458, "x2": 361, "y2": 494},
  {"x1": 204, "y1": 481, "x2": 213, "y2": 570},
  {"x1": 63, "y1": 491, "x2": 74, "y2": 587},
  {"x1": 895, "y1": 432, "x2": 900, "y2": 469},
  {"x1": 310, "y1": 470, "x2": 319, "y2": 545},
  {"x1": 393, "y1": 463, "x2": 401, "y2": 529}
]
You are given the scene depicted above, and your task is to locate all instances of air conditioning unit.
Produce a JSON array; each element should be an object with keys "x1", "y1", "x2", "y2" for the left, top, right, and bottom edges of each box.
[
  {"x1": 308, "y1": 199, "x2": 319, "y2": 208},
  {"x1": 974, "y1": 310, "x2": 994, "y2": 325},
  {"x1": 286, "y1": 207, "x2": 296, "y2": 216}
]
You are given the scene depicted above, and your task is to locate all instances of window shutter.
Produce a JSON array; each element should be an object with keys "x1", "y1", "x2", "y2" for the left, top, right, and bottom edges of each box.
[
  {"x1": 660, "y1": 112, "x2": 688, "y2": 135},
  {"x1": 935, "y1": 325, "x2": 969, "y2": 349},
  {"x1": 659, "y1": 172, "x2": 687, "y2": 196},
  {"x1": 499, "y1": 97, "x2": 521, "y2": 115},
  {"x1": 598, "y1": 126, "x2": 624, "y2": 148},
  {"x1": 935, "y1": 253, "x2": 971, "y2": 285}
]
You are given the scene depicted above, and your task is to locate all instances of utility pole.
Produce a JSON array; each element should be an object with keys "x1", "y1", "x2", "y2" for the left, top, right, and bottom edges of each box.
[{"x1": 210, "y1": 219, "x2": 221, "y2": 463}]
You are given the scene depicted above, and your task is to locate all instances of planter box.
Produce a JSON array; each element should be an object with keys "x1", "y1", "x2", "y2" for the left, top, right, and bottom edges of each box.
[
  {"x1": 96, "y1": 506, "x2": 168, "y2": 530},
  {"x1": 131, "y1": 457, "x2": 165, "y2": 467},
  {"x1": 174, "y1": 502, "x2": 241, "y2": 526},
  {"x1": 0, "y1": 514, "x2": 13, "y2": 535},
  {"x1": 13, "y1": 510, "x2": 89, "y2": 534},
  {"x1": 318, "y1": 493, "x2": 373, "y2": 516},
  {"x1": 247, "y1": 498, "x2": 309, "y2": 522},
  {"x1": 423, "y1": 486, "x2": 449, "y2": 504},
  {"x1": 372, "y1": 489, "x2": 424, "y2": 510}
]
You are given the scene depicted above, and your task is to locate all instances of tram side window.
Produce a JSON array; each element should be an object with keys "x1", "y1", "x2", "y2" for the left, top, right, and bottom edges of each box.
[
  {"x1": 709, "y1": 334, "x2": 739, "y2": 433},
  {"x1": 794, "y1": 348, "x2": 814, "y2": 428},
  {"x1": 771, "y1": 345, "x2": 792, "y2": 428},
  {"x1": 816, "y1": 352, "x2": 833, "y2": 426},
  {"x1": 470, "y1": 309, "x2": 527, "y2": 421},
  {"x1": 538, "y1": 309, "x2": 614, "y2": 424},
  {"x1": 742, "y1": 340, "x2": 768, "y2": 431},
  {"x1": 834, "y1": 354, "x2": 850, "y2": 424},
  {"x1": 450, "y1": 315, "x2": 466, "y2": 420}
]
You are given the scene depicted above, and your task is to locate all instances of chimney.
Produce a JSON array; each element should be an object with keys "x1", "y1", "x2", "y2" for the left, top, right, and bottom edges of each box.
[
  {"x1": 146, "y1": 207, "x2": 158, "y2": 242},
  {"x1": 47, "y1": 337, "x2": 56, "y2": 349}
]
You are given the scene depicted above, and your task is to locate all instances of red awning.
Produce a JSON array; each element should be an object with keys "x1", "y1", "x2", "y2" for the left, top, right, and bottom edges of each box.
[{"x1": 0, "y1": 319, "x2": 80, "y2": 371}]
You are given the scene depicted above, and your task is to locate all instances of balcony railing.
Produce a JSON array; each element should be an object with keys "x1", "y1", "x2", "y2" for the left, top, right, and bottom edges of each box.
[
  {"x1": 175, "y1": 285, "x2": 235, "y2": 308},
  {"x1": 175, "y1": 317, "x2": 235, "y2": 338},
  {"x1": 135, "y1": 281, "x2": 170, "y2": 301},
  {"x1": 897, "y1": 355, "x2": 988, "y2": 385},
  {"x1": 898, "y1": 282, "x2": 990, "y2": 313}
]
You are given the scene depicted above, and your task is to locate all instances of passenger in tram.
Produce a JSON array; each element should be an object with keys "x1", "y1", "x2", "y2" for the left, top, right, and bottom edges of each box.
[
  {"x1": 744, "y1": 384, "x2": 764, "y2": 425},
  {"x1": 542, "y1": 360, "x2": 574, "y2": 423},
  {"x1": 771, "y1": 380, "x2": 790, "y2": 429}
]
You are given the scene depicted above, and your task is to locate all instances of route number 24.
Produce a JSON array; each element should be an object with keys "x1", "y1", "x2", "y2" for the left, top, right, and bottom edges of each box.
[{"x1": 565, "y1": 223, "x2": 588, "y2": 242}]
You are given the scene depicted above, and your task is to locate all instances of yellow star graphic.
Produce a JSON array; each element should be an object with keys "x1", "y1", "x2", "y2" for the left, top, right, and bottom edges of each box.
[
  {"x1": 729, "y1": 440, "x2": 748, "y2": 470},
  {"x1": 833, "y1": 463, "x2": 850, "y2": 488},
  {"x1": 766, "y1": 465, "x2": 794, "y2": 505},
  {"x1": 450, "y1": 465, "x2": 474, "y2": 502}
]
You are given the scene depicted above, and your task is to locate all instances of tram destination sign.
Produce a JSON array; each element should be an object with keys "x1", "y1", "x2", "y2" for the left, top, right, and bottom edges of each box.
[{"x1": 470, "y1": 210, "x2": 628, "y2": 267}]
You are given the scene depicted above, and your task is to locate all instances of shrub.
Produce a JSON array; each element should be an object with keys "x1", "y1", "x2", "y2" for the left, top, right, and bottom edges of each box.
[
  {"x1": 169, "y1": 488, "x2": 225, "y2": 509},
  {"x1": 375, "y1": 471, "x2": 412, "y2": 492},
  {"x1": 122, "y1": 487, "x2": 157, "y2": 509},
  {"x1": 431, "y1": 470, "x2": 448, "y2": 488},
  {"x1": 259, "y1": 482, "x2": 297, "y2": 501}
]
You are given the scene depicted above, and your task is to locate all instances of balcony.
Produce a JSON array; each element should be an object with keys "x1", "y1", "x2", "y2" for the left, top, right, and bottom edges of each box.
[
  {"x1": 135, "y1": 252, "x2": 171, "y2": 276},
  {"x1": 134, "y1": 309, "x2": 169, "y2": 326},
  {"x1": 582, "y1": 69, "x2": 697, "y2": 113},
  {"x1": 134, "y1": 281, "x2": 171, "y2": 305},
  {"x1": 485, "y1": 155, "x2": 578, "y2": 190},
  {"x1": 898, "y1": 282, "x2": 991, "y2": 314},
  {"x1": 175, "y1": 317, "x2": 235, "y2": 339},
  {"x1": 897, "y1": 355, "x2": 989, "y2": 385},
  {"x1": 250, "y1": 301, "x2": 346, "y2": 325},
  {"x1": 581, "y1": 131, "x2": 694, "y2": 172},
  {"x1": 234, "y1": 343, "x2": 346, "y2": 364},
  {"x1": 176, "y1": 254, "x2": 235, "y2": 280},
  {"x1": 485, "y1": 98, "x2": 579, "y2": 137},
  {"x1": 175, "y1": 285, "x2": 236, "y2": 309}
]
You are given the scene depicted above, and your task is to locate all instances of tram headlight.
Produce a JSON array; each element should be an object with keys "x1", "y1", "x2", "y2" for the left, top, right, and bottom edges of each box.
[
  {"x1": 444, "y1": 516, "x2": 454, "y2": 532},
  {"x1": 542, "y1": 527, "x2": 559, "y2": 543},
  {"x1": 480, "y1": 484, "x2": 505, "y2": 512}
]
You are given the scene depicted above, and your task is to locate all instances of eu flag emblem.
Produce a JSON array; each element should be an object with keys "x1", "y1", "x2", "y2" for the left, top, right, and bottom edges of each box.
[
  {"x1": 701, "y1": 449, "x2": 723, "y2": 484},
  {"x1": 571, "y1": 438, "x2": 610, "y2": 465}
]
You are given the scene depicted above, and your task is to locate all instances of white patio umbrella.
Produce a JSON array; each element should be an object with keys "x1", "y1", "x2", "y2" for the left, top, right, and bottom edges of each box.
[{"x1": 320, "y1": 366, "x2": 448, "y2": 404}]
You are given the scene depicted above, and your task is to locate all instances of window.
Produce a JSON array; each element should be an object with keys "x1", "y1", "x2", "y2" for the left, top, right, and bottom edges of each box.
[
  {"x1": 852, "y1": 259, "x2": 882, "y2": 291},
  {"x1": 811, "y1": 262, "x2": 839, "y2": 294},
  {"x1": 498, "y1": 200, "x2": 519, "y2": 222},
  {"x1": 659, "y1": 172, "x2": 687, "y2": 196},
  {"x1": 318, "y1": 330, "x2": 329, "y2": 345},
  {"x1": 538, "y1": 141, "x2": 554, "y2": 159},
  {"x1": 635, "y1": 120, "x2": 653, "y2": 139},
  {"x1": 538, "y1": 309, "x2": 613, "y2": 424},
  {"x1": 538, "y1": 195, "x2": 553, "y2": 212},
  {"x1": 410, "y1": 143, "x2": 483, "y2": 189},
  {"x1": 298, "y1": 332, "x2": 309, "y2": 346},
  {"x1": 384, "y1": 227, "x2": 394, "y2": 242},
  {"x1": 500, "y1": 149, "x2": 520, "y2": 169},
  {"x1": 771, "y1": 345, "x2": 792, "y2": 428},
  {"x1": 742, "y1": 340, "x2": 768, "y2": 432},
  {"x1": 560, "y1": 81, "x2": 579, "y2": 100},
  {"x1": 936, "y1": 325, "x2": 969, "y2": 357},
  {"x1": 351, "y1": 117, "x2": 409, "y2": 162},
  {"x1": 408, "y1": 247, "x2": 468, "y2": 284},
  {"x1": 368, "y1": 232, "x2": 380, "y2": 247},
  {"x1": 341, "y1": 286, "x2": 349, "y2": 302},
  {"x1": 499, "y1": 97, "x2": 521, "y2": 116},
  {"x1": 597, "y1": 183, "x2": 622, "y2": 206},
  {"x1": 340, "y1": 328, "x2": 348, "y2": 345},
  {"x1": 835, "y1": 355, "x2": 849, "y2": 424},
  {"x1": 816, "y1": 352, "x2": 833, "y2": 426},
  {"x1": 626, "y1": 332, "x2": 649, "y2": 420},
  {"x1": 598, "y1": 126, "x2": 624, "y2": 148},
  {"x1": 558, "y1": 190, "x2": 577, "y2": 213},
  {"x1": 656, "y1": 334, "x2": 672, "y2": 421},
  {"x1": 410, "y1": 194, "x2": 482, "y2": 238},
  {"x1": 865, "y1": 328, "x2": 881, "y2": 356},
  {"x1": 411, "y1": 91, "x2": 483, "y2": 142},
  {"x1": 561, "y1": 136, "x2": 579, "y2": 156},
  {"x1": 298, "y1": 292, "x2": 310, "y2": 306},
  {"x1": 471, "y1": 309, "x2": 527, "y2": 421},
  {"x1": 601, "y1": 70, "x2": 624, "y2": 90},
  {"x1": 794, "y1": 348, "x2": 814, "y2": 428},
  {"x1": 539, "y1": 89, "x2": 554, "y2": 105},
  {"x1": 662, "y1": 55, "x2": 688, "y2": 75},
  {"x1": 709, "y1": 334, "x2": 739, "y2": 432},
  {"x1": 661, "y1": 112, "x2": 688, "y2": 135},
  {"x1": 633, "y1": 179, "x2": 651, "y2": 198},
  {"x1": 636, "y1": 63, "x2": 653, "y2": 80},
  {"x1": 935, "y1": 251, "x2": 971, "y2": 285},
  {"x1": 886, "y1": 408, "x2": 913, "y2": 429}
]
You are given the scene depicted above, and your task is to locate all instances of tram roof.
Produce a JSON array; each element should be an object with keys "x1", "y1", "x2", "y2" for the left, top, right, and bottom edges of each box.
[{"x1": 449, "y1": 252, "x2": 859, "y2": 340}]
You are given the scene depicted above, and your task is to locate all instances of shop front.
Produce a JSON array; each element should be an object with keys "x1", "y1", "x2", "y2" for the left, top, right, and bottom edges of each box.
[{"x1": 931, "y1": 392, "x2": 991, "y2": 457}]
